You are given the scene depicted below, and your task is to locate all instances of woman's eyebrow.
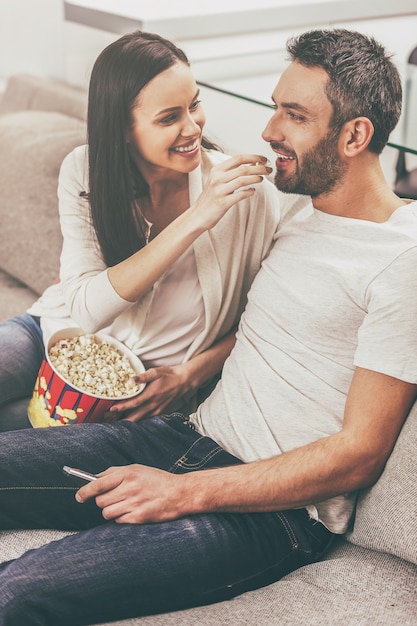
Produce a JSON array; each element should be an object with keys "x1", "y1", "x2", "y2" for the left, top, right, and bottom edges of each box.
[{"x1": 156, "y1": 89, "x2": 201, "y2": 117}]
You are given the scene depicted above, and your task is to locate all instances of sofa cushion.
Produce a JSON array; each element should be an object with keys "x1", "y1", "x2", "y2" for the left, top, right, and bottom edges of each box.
[
  {"x1": 0, "y1": 110, "x2": 86, "y2": 296},
  {"x1": 347, "y1": 400, "x2": 417, "y2": 565},
  {"x1": 0, "y1": 270, "x2": 38, "y2": 322},
  {"x1": 0, "y1": 532, "x2": 415, "y2": 625},
  {"x1": 132, "y1": 541, "x2": 416, "y2": 626}
]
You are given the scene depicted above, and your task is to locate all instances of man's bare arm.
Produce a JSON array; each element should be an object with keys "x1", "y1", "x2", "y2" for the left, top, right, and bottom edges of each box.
[
  {"x1": 187, "y1": 367, "x2": 417, "y2": 514},
  {"x1": 76, "y1": 367, "x2": 417, "y2": 524}
]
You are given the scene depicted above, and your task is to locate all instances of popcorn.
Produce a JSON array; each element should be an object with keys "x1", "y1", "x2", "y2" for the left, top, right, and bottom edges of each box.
[{"x1": 48, "y1": 334, "x2": 141, "y2": 399}]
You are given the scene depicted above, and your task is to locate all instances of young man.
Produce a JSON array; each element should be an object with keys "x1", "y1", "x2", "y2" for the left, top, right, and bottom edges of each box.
[{"x1": 0, "y1": 28, "x2": 416, "y2": 625}]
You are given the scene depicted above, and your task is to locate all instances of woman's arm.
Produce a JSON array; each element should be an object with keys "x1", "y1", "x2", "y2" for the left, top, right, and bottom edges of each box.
[
  {"x1": 57, "y1": 148, "x2": 130, "y2": 331},
  {"x1": 111, "y1": 329, "x2": 237, "y2": 421},
  {"x1": 107, "y1": 155, "x2": 271, "y2": 303},
  {"x1": 59, "y1": 151, "x2": 270, "y2": 332}
]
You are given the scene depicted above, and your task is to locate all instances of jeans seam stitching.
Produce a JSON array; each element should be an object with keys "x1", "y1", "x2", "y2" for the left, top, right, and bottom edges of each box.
[
  {"x1": 171, "y1": 441, "x2": 225, "y2": 472},
  {"x1": 274, "y1": 511, "x2": 300, "y2": 550}
]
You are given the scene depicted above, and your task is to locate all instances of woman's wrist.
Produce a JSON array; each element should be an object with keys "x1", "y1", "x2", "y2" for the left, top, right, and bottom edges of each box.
[{"x1": 174, "y1": 361, "x2": 200, "y2": 397}]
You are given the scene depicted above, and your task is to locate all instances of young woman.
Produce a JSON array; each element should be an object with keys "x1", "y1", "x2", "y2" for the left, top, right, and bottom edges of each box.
[{"x1": 0, "y1": 30, "x2": 279, "y2": 431}]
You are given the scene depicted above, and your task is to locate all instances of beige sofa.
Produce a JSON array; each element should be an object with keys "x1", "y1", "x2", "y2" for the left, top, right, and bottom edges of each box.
[{"x1": 0, "y1": 74, "x2": 416, "y2": 626}]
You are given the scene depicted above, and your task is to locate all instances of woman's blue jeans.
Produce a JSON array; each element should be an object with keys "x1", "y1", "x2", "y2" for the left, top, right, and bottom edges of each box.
[
  {"x1": 0, "y1": 314, "x2": 44, "y2": 430},
  {"x1": 0, "y1": 415, "x2": 333, "y2": 626}
]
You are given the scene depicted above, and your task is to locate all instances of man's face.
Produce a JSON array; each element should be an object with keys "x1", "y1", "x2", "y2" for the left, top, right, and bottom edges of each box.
[{"x1": 262, "y1": 62, "x2": 347, "y2": 197}]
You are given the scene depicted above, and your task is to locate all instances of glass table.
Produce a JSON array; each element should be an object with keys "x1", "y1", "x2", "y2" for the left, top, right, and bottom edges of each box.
[{"x1": 196, "y1": 52, "x2": 417, "y2": 156}]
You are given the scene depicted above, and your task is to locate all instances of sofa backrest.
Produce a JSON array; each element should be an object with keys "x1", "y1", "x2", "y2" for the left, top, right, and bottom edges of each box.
[
  {"x1": 0, "y1": 73, "x2": 87, "y2": 120},
  {"x1": 0, "y1": 75, "x2": 87, "y2": 295},
  {"x1": 347, "y1": 399, "x2": 417, "y2": 565}
]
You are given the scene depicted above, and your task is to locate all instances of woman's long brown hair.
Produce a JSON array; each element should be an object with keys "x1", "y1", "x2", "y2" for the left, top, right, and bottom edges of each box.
[{"x1": 84, "y1": 30, "x2": 218, "y2": 267}]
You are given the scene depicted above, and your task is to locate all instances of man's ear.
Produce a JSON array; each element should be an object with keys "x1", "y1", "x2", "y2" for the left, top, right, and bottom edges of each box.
[{"x1": 340, "y1": 117, "x2": 374, "y2": 156}]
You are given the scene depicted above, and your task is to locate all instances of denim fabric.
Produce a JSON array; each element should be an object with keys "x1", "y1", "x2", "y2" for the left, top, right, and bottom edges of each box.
[
  {"x1": 0, "y1": 314, "x2": 44, "y2": 430},
  {"x1": 0, "y1": 415, "x2": 333, "y2": 625}
]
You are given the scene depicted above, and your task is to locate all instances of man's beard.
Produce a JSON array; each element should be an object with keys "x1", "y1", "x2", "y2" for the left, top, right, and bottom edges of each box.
[{"x1": 274, "y1": 127, "x2": 347, "y2": 197}]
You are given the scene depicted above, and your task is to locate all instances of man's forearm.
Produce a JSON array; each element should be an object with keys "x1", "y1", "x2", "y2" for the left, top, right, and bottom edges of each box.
[
  {"x1": 180, "y1": 431, "x2": 384, "y2": 517},
  {"x1": 182, "y1": 369, "x2": 417, "y2": 517}
]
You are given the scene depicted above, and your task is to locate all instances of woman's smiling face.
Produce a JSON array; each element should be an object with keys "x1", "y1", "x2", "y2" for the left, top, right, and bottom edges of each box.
[{"x1": 127, "y1": 61, "x2": 206, "y2": 178}]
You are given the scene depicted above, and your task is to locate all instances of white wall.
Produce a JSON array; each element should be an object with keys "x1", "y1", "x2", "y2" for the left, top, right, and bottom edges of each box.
[
  {"x1": 0, "y1": 0, "x2": 66, "y2": 87},
  {"x1": 1, "y1": 2, "x2": 416, "y2": 88}
]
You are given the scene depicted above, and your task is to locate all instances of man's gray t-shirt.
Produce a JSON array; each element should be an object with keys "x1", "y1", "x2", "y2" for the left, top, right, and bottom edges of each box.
[{"x1": 191, "y1": 201, "x2": 417, "y2": 533}]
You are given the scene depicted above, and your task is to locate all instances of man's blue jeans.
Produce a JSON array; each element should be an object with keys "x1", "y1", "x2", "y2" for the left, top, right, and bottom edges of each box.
[
  {"x1": 0, "y1": 314, "x2": 44, "y2": 430},
  {"x1": 0, "y1": 415, "x2": 333, "y2": 625}
]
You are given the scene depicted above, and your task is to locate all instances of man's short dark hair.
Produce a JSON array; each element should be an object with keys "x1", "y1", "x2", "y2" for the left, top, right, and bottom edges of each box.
[{"x1": 286, "y1": 29, "x2": 402, "y2": 154}]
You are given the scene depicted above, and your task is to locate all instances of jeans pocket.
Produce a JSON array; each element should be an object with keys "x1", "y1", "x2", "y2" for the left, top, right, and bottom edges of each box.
[
  {"x1": 170, "y1": 435, "x2": 242, "y2": 473},
  {"x1": 280, "y1": 508, "x2": 334, "y2": 562}
]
